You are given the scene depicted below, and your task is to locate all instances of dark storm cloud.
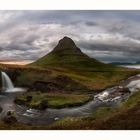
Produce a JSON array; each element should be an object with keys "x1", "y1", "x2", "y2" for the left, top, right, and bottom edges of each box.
[
  {"x1": 77, "y1": 42, "x2": 140, "y2": 62},
  {"x1": 0, "y1": 10, "x2": 140, "y2": 63},
  {"x1": 85, "y1": 21, "x2": 98, "y2": 26}
]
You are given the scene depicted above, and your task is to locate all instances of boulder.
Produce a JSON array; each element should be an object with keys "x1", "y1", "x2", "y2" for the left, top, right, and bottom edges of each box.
[
  {"x1": 0, "y1": 107, "x2": 2, "y2": 113},
  {"x1": 37, "y1": 100, "x2": 48, "y2": 110},
  {"x1": 3, "y1": 110, "x2": 17, "y2": 124},
  {"x1": 26, "y1": 95, "x2": 32, "y2": 102},
  {"x1": 3, "y1": 116, "x2": 17, "y2": 124},
  {"x1": 119, "y1": 87, "x2": 130, "y2": 93}
]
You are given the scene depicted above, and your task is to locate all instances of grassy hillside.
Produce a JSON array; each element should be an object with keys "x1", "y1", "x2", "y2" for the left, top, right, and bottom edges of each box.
[
  {"x1": 31, "y1": 36, "x2": 118, "y2": 71},
  {"x1": 0, "y1": 37, "x2": 137, "y2": 93},
  {"x1": 14, "y1": 36, "x2": 138, "y2": 91},
  {"x1": 15, "y1": 65, "x2": 138, "y2": 91}
]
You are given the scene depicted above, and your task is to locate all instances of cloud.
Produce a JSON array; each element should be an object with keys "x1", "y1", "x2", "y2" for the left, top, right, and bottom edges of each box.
[
  {"x1": 85, "y1": 21, "x2": 98, "y2": 26},
  {"x1": 0, "y1": 10, "x2": 140, "y2": 63}
]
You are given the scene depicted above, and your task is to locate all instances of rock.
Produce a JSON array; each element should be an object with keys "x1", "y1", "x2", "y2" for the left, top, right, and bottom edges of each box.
[
  {"x1": 38, "y1": 100, "x2": 48, "y2": 110},
  {"x1": 3, "y1": 116, "x2": 17, "y2": 124},
  {"x1": 30, "y1": 75, "x2": 87, "y2": 92},
  {"x1": 31, "y1": 81, "x2": 63, "y2": 92},
  {"x1": 7, "y1": 110, "x2": 16, "y2": 116},
  {"x1": 7, "y1": 111, "x2": 12, "y2": 116},
  {"x1": 0, "y1": 107, "x2": 2, "y2": 113},
  {"x1": 3, "y1": 110, "x2": 17, "y2": 124},
  {"x1": 54, "y1": 117, "x2": 59, "y2": 121},
  {"x1": 118, "y1": 87, "x2": 130, "y2": 93},
  {"x1": 26, "y1": 95, "x2": 32, "y2": 102},
  {"x1": 33, "y1": 100, "x2": 48, "y2": 110}
]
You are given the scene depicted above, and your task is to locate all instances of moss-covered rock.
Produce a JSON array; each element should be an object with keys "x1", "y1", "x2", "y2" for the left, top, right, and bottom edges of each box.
[
  {"x1": 3, "y1": 111, "x2": 17, "y2": 124},
  {"x1": 15, "y1": 92, "x2": 93, "y2": 109}
]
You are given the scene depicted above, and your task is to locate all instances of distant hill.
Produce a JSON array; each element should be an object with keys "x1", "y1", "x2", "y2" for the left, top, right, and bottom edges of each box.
[
  {"x1": 110, "y1": 61, "x2": 140, "y2": 65},
  {"x1": 110, "y1": 62, "x2": 135, "y2": 65},
  {"x1": 31, "y1": 36, "x2": 117, "y2": 71},
  {"x1": 134, "y1": 61, "x2": 140, "y2": 65}
]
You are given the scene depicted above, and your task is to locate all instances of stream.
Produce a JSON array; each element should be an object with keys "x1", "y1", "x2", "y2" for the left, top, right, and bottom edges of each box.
[{"x1": 0, "y1": 74, "x2": 140, "y2": 126}]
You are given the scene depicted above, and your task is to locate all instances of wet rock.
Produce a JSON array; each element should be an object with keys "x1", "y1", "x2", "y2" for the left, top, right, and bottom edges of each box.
[
  {"x1": 110, "y1": 87, "x2": 130, "y2": 96},
  {"x1": 7, "y1": 110, "x2": 17, "y2": 116},
  {"x1": 26, "y1": 95, "x2": 32, "y2": 102},
  {"x1": 118, "y1": 87, "x2": 130, "y2": 93},
  {"x1": 3, "y1": 116, "x2": 17, "y2": 124},
  {"x1": 7, "y1": 111, "x2": 13, "y2": 116},
  {"x1": 37, "y1": 100, "x2": 48, "y2": 110},
  {"x1": 31, "y1": 100, "x2": 48, "y2": 110},
  {"x1": 54, "y1": 117, "x2": 59, "y2": 121},
  {"x1": 3, "y1": 110, "x2": 17, "y2": 124},
  {"x1": 0, "y1": 107, "x2": 2, "y2": 113}
]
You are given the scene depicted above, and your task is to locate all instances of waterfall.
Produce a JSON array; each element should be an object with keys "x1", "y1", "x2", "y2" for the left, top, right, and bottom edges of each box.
[
  {"x1": 1, "y1": 71, "x2": 14, "y2": 91},
  {"x1": 1, "y1": 71, "x2": 26, "y2": 93}
]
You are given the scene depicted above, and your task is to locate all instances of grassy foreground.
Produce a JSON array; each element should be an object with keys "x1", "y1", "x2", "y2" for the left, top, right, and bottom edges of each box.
[
  {"x1": 47, "y1": 91, "x2": 140, "y2": 130},
  {"x1": 15, "y1": 92, "x2": 93, "y2": 109},
  {"x1": 0, "y1": 90, "x2": 140, "y2": 130}
]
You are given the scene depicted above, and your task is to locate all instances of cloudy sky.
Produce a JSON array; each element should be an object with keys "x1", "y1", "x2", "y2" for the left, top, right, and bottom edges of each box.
[{"x1": 0, "y1": 10, "x2": 140, "y2": 64}]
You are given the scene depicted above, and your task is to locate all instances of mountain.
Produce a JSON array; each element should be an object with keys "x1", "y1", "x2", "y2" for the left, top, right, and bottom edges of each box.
[
  {"x1": 31, "y1": 36, "x2": 117, "y2": 71},
  {"x1": 110, "y1": 62, "x2": 135, "y2": 65},
  {"x1": 134, "y1": 61, "x2": 140, "y2": 64},
  {"x1": 110, "y1": 61, "x2": 140, "y2": 65}
]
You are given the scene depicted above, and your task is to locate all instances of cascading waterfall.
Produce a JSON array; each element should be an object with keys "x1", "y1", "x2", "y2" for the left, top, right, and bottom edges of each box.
[
  {"x1": 1, "y1": 71, "x2": 26, "y2": 93},
  {"x1": 1, "y1": 71, "x2": 14, "y2": 91}
]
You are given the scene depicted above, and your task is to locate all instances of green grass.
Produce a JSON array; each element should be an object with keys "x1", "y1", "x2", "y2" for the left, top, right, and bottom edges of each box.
[
  {"x1": 0, "y1": 86, "x2": 140, "y2": 130},
  {"x1": 30, "y1": 37, "x2": 125, "y2": 73},
  {"x1": 47, "y1": 91, "x2": 140, "y2": 130},
  {"x1": 120, "y1": 91, "x2": 140, "y2": 108},
  {"x1": 15, "y1": 64, "x2": 139, "y2": 91},
  {"x1": 31, "y1": 47, "x2": 119, "y2": 72},
  {"x1": 15, "y1": 92, "x2": 93, "y2": 109}
]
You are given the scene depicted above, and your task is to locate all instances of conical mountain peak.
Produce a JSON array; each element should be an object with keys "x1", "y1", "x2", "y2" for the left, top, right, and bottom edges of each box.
[
  {"x1": 52, "y1": 36, "x2": 81, "y2": 52},
  {"x1": 33, "y1": 36, "x2": 107, "y2": 70},
  {"x1": 60, "y1": 36, "x2": 75, "y2": 44}
]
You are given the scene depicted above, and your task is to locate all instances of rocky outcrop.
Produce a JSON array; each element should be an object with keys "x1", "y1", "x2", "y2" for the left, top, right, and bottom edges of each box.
[
  {"x1": 31, "y1": 81, "x2": 63, "y2": 92},
  {"x1": 30, "y1": 75, "x2": 87, "y2": 92},
  {"x1": 34, "y1": 100, "x2": 48, "y2": 110}
]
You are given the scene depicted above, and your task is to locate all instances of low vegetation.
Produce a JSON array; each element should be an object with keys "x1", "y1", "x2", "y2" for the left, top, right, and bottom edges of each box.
[
  {"x1": 47, "y1": 91, "x2": 140, "y2": 130},
  {"x1": 14, "y1": 65, "x2": 139, "y2": 91},
  {"x1": 0, "y1": 91, "x2": 140, "y2": 130},
  {"x1": 15, "y1": 92, "x2": 93, "y2": 109}
]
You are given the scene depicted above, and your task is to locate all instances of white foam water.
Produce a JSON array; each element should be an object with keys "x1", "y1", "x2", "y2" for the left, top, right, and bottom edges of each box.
[
  {"x1": 127, "y1": 79, "x2": 140, "y2": 92},
  {"x1": 1, "y1": 71, "x2": 26, "y2": 93}
]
